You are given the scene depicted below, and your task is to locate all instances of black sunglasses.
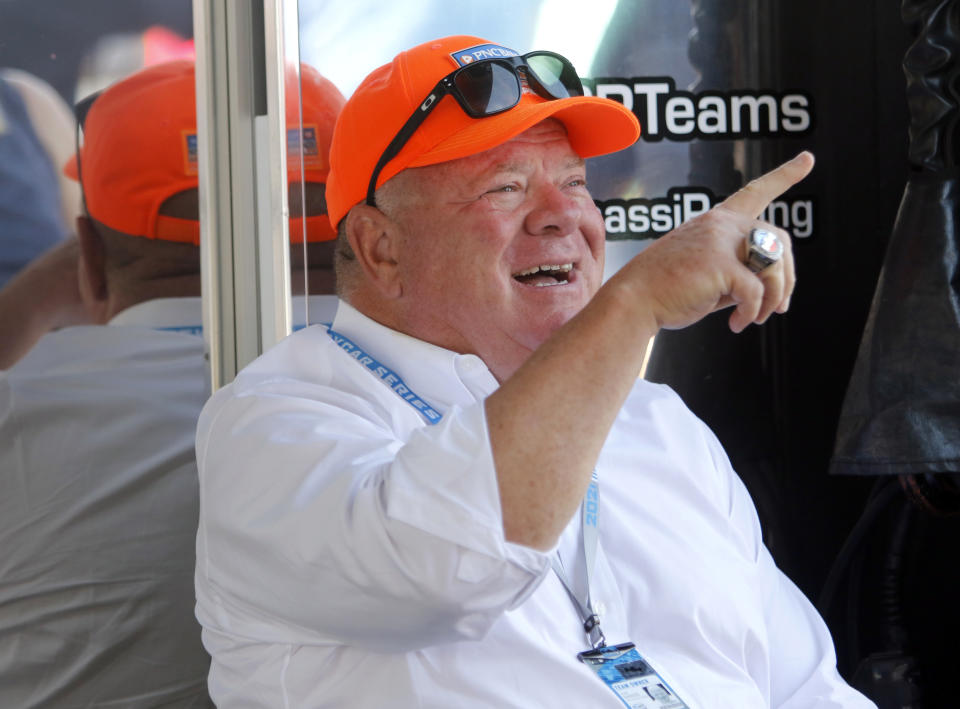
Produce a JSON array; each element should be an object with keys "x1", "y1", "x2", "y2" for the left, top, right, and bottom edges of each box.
[
  {"x1": 365, "y1": 50, "x2": 583, "y2": 207},
  {"x1": 73, "y1": 90, "x2": 102, "y2": 214}
]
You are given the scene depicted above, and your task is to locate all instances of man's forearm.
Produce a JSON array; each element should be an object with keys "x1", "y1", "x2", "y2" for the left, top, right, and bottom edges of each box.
[
  {"x1": 0, "y1": 239, "x2": 88, "y2": 368},
  {"x1": 486, "y1": 278, "x2": 656, "y2": 550}
]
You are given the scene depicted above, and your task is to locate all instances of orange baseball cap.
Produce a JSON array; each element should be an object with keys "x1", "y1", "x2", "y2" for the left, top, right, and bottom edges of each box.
[
  {"x1": 65, "y1": 60, "x2": 345, "y2": 244},
  {"x1": 325, "y1": 35, "x2": 641, "y2": 227}
]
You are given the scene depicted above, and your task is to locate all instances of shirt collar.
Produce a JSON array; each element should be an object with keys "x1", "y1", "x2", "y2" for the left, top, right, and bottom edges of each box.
[
  {"x1": 108, "y1": 297, "x2": 203, "y2": 333},
  {"x1": 106, "y1": 295, "x2": 338, "y2": 335},
  {"x1": 331, "y1": 300, "x2": 499, "y2": 412}
]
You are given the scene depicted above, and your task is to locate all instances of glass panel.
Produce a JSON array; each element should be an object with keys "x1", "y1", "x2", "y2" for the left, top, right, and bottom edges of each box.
[
  {"x1": 283, "y1": 1, "x2": 338, "y2": 330},
  {"x1": 0, "y1": 3, "x2": 213, "y2": 705},
  {"x1": 284, "y1": 7, "x2": 309, "y2": 328}
]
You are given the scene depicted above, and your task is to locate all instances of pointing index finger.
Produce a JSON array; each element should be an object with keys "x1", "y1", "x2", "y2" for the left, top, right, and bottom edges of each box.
[{"x1": 720, "y1": 151, "x2": 815, "y2": 219}]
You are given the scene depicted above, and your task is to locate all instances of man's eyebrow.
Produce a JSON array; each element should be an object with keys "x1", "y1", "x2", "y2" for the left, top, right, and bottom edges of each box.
[
  {"x1": 488, "y1": 157, "x2": 586, "y2": 174},
  {"x1": 489, "y1": 161, "x2": 527, "y2": 175}
]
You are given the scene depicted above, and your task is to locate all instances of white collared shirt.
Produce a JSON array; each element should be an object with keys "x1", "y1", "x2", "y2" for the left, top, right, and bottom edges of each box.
[{"x1": 195, "y1": 300, "x2": 875, "y2": 708}]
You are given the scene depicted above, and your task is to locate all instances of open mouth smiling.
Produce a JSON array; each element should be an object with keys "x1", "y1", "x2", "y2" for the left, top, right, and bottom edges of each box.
[{"x1": 512, "y1": 263, "x2": 574, "y2": 287}]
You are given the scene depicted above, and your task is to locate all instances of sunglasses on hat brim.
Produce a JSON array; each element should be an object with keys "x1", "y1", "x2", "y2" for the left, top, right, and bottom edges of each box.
[
  {"x1": 365, "y1": 50, "x2": 583, "y2": 206},
  {"x1": 72, "y1": 90, "x2": 102, "y2": 215}
]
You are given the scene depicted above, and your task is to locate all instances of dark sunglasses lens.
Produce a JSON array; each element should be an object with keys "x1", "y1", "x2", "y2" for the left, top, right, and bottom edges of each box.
[
  {"x1": 453, "y1": 61, "x2": 521, "y2": 116},
  {"x1": 526, "y1": 53, "x2": 583, "y2": 98},
  {"x1": 74, "y1": 91, "x2": 101, "y2": 131}
]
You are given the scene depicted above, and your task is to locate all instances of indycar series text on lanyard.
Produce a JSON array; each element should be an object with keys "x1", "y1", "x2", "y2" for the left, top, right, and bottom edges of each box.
[{"x1": 327, "y1": 326, "x2": 691, "y2": 709}]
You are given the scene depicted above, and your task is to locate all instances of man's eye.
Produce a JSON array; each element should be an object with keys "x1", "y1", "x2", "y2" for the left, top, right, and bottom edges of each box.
[{"x1": 489, "y1": 184, "x2": 518, "y2": 194}]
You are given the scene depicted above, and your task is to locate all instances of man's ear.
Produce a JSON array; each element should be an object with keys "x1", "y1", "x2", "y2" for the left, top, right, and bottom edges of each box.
[
  {"x1": 345, "y1": 204, "x2": 403, "y2": 299},
  {"x1": 75, "y1": 216, "x2": 109, "y2": 312}
]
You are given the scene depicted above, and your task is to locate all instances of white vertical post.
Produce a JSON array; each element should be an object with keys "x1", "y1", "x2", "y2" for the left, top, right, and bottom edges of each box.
[{"x1": 194, "y1": 0, "x2": 293, "y2": 391}]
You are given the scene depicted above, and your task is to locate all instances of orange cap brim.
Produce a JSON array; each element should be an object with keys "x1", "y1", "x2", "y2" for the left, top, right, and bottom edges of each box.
[
  {"x1": 63, "y1": 154, "x2": 79, "y2": 180},
  {"x1": 405, "y1": 94, "x2": 640, "y2": 173},
  {"x1": 328, "y1": 87, "x2": 641, "y2": 227}
]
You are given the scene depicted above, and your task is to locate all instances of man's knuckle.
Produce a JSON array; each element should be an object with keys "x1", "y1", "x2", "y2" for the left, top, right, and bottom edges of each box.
[
  {"x1": 697, "y1": 209, "x2": 722, "y2": 228},
  {"x1": 699, "y1": 208, "x2": 733, "y2": 230}
]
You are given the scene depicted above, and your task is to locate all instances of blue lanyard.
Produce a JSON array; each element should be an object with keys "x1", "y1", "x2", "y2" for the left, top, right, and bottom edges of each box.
[
  {"x1": 153, "y1": 324, "x2": 441, "y2": 424},
  {"x1": 327, "y1": 326, "x2": 603, "y2": 643},
  {"x1": 552, "y1": 470, "x2": 604, "y2": 648},
  {"x1": 326, "y1": 327, "x2": 442, "y2": 425}
]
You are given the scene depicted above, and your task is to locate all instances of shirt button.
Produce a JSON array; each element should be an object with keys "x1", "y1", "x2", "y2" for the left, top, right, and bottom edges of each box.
[
  {"x1": 456, "y1": 355, "x2": 487, "y2": 378},
  {"x1": 594, "y1": 601, "x2": 607, "y2": 617}
]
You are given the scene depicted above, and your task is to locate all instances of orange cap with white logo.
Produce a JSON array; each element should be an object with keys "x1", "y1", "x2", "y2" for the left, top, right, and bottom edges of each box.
[
  {"x1": 325, "y1": 35, "x2": 641, "y2": 228},
  {"x1": 65, "y1": 60, "x2": 345, "y2": 244}
]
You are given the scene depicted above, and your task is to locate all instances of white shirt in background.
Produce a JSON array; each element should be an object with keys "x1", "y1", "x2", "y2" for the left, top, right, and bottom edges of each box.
[{"x1": 0, "y1": 297, "x2": 212, "y2": 708}]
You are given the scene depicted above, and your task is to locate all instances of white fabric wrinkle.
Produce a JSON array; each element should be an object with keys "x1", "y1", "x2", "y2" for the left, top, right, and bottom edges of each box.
[
  {"x1": 198, "y1": 381, "x2": 545, "y2": 651},
  {"x1": 2, "y1": 311, "x2": 210, "y2": 708}
]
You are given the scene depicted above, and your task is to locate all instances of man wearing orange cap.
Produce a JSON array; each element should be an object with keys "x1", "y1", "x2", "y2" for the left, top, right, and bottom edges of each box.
[
  {"x1": 195, "y1": 37, "x2": 873, "y2": 708},
  {"x1": 0, "y1": 57, "x2": 344, "y2": 368},
  {"x1": 0, "y1": 60, "x2": 343, "y2": 707}
]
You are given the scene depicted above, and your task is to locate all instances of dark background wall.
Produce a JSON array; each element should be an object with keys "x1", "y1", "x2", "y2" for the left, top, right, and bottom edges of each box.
[{"x1": 640, "y1": 2, "x2": 957, "y2": 706}]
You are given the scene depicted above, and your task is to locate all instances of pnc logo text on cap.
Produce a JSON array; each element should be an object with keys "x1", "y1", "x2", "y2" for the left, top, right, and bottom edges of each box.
[
  {"x1": 184, "y1": 132, "x2": 198, "y2": 175},
  {"x1": 287, "y1": 124, "x2": 323, "y2": 170},
  {"x1": 451, "y1": 43, "x2": 520, "y2": 67}
]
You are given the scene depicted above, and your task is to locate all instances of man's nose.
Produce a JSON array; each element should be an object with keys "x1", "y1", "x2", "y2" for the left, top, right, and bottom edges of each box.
[{"x1": 524, "y1": 184, "x2": 580, "y2": 236}]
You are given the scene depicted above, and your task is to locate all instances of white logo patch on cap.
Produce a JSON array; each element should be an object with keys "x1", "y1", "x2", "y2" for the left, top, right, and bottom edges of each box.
[
  {"x1": 450, "y1": 43, "x2": 519, "y2": 67},
  {"x1": 184, "y1": 132, "x2": 198, "y2": 175}
]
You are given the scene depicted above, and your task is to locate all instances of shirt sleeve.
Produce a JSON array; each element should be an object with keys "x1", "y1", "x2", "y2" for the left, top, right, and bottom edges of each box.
[
  {"x1": 195, "y1": 381, "x2": 551, "y2": 653},
  {"x1": 708, "y1": 431, "x2": 877, "y2": 709}
]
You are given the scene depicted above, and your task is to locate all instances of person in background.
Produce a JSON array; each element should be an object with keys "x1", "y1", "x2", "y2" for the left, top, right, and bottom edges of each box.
[
  {"x1": 0, "y1": 68, "x2": 79, "y2": 289},
  {"x1": 0, "y1": 68, "x2": 80, "y2": 235},
  {"x1": 193, "y1": 35, "x2": 875, "y2": 708},
  {"x1": 0, "y1": 59, "x2": 344, "y2": 708},
  {"x1": 0, "y1": 59, "x2": 343, "y2": 369},
  {"x1": 0, "y1": 69, "x2": 117, "y2": 368}
]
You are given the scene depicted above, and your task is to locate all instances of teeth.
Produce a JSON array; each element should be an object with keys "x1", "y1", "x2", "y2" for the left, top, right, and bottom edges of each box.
[{"x1": 513, "y1": 263, "x2": 573, "y2": 277}]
